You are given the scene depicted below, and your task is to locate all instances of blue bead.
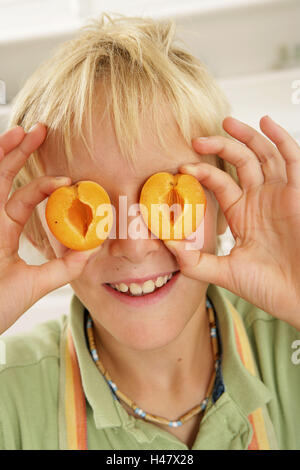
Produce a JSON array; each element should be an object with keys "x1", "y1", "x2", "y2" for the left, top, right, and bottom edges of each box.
[
  {"x1": 201, "y1": 398, "x2": 208, "y2": 410},
  {"x1": 169, "y1": 421, "x2": 182, "y2": 427},
  {"x1": 91, "y1": 349, "x2": 98, "y2": 361},
  {"x1": 134, "y1": 408, "x2": 146, "y2": 418},
  {"x1": 108, "y1": 380, "x2": 118, "y2": 392},
  {"x1": 210, "y1": 327, "x2": 217, "y2": 337}
]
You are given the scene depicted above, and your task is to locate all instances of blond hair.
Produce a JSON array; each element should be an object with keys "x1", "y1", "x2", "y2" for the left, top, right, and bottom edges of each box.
[{"x1": 9, "y1": 13, "x2": 238, "y2": 253}]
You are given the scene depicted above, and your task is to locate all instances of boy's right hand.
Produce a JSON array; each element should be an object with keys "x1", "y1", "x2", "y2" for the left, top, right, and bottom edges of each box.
[{"x1": 0, "y1": 124, "x2": 99, "y2": 334}]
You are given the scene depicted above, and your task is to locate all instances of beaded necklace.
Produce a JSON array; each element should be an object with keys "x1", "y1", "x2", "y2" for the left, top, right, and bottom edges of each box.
[{"x1": 85, "y1": 297, "x2": 219, "y2": 428}]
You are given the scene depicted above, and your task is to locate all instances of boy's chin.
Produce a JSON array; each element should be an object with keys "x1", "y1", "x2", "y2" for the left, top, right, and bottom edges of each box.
[{"x1": 110, "y1": 322, "x2": 188, "y2": 352}]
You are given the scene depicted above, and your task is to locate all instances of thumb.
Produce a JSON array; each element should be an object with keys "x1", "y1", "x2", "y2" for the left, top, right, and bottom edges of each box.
[
  {"x1": 164, "y1": 240, "x2": 229, "y2": 288},
  {"x1": 35, "y1": 244, "x2": 102, "y2": 298}
]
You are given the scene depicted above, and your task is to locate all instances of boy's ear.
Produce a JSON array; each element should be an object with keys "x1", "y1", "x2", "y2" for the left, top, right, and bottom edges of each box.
[{"x1": 217, "y1": 206, "x2": 228, "y2": 236}]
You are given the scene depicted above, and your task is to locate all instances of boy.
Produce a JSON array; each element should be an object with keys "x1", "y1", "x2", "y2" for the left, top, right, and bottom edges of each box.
[{"x1": 0, "y1": 14, "x2": 300, "y2": 450}]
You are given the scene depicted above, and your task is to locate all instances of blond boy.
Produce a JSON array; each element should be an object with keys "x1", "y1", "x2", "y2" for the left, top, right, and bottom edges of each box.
[{"x1": 0, "y1": 14, "x2": 300, "y2": 450}]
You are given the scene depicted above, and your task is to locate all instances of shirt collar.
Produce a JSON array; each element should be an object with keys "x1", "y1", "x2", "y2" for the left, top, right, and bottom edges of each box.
[
  {"x1": 68, "y1": 295, "x2": 124, "y2": 429},
  {"x1": 67, "y1": 284, "x2": 273, "y2": 431},
  {"x1": 207, "y1": 284, "x2": 273, "y2": 415}
]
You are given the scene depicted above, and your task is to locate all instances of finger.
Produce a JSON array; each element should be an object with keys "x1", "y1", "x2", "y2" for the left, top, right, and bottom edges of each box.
[
  {"x1": 192, "y1": 134, "x2": 264, "y2": 190},
  {"x1": 223, "y1": 116, "x2": 287, "y2": 184},
  {"x1": 164, "y1": 239, "x2": 230, "y2": 288},
  {"x1": 0, "y1": 123, "x2": 47, "y2": 203},
  {"x1": 259, "y1": 116, "x2": 300, "y2": 189},
  {"x1": 4, "y1": 176, "x2": 71, "y2": 252},
  {"x1": 179, "y1": 162, "x2": 243, "y2": 217},
  {"x1": 0, "y1": 126, "x2": 25, "y2": 154},
  {"x1": 31, "y1": 245, "x2": 102, "y2": 301}
]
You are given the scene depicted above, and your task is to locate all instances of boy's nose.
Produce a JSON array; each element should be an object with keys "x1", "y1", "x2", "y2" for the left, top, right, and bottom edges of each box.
[
  {"x1": 109, "y1": 237, "x2": 160, "y2": 264},
  {"x1": 108, "y1": 200, "x2": 161, "y2": 263}
]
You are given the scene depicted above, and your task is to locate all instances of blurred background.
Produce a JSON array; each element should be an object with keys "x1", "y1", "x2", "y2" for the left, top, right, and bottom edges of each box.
[{"x1": 0, "y1": 0, "x2": 299, "y2": 335}]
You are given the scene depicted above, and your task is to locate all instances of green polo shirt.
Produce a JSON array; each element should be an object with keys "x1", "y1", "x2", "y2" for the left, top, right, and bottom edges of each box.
[{"x1": 0, "y1": 284, "x2": 299, "y2": 450}]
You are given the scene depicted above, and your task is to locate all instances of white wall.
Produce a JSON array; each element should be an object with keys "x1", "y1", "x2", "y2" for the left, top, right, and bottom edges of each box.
[{"x1": 0, "y1": 0, "x2": 300, "y2": 335}]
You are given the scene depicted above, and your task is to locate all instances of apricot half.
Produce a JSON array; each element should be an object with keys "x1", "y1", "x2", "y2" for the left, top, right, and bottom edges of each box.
[
  {"x1": 45, "y1": 180, "x2": 113, "y2": 251},
  {"x1": 139, "y1": 172, "x2": 206, "y2": 241}
]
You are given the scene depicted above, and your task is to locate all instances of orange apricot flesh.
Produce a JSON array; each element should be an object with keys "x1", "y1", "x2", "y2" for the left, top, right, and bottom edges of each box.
[
  {"x1": 45, "y1": 180, "x2": 113, "y2": 251},
  {"x1": 139, "y1": 172, "x2": 206, "y2": 241}
]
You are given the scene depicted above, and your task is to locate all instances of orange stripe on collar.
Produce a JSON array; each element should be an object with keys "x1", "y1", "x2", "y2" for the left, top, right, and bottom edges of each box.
[
  {"x1": 227, "y1": 299, "x2": 270, "y2": 450},
  {"x1": 65, "y1": 327, "x2": 87, "y2": 450}
]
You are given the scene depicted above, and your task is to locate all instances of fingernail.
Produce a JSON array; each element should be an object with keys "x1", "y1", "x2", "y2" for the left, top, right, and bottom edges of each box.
[
  {"x1": 165, "y1": 240, "x2": 179, "y2": 255},
  {"x1": 82, "y1": 246, "x2": 102, "y2": 257},
  {"x1": 28, "y1": 123, "x2": 38, "y2": 133},
  {"x1": 54, "y1": 176, "x2": 71, "y2": 183},
  {"x1": 181, "y1": 249, "x2": 200, "y2": 267},
  {"x1": 181, "y1": 163, "x2": 197, "y2": 171},
  {"x1": 194, "y1": 137, "x2": 210, "y2": 144}
]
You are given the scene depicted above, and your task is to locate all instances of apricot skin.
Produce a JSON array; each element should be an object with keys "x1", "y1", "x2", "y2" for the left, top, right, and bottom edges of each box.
[
  {"x1": 139, "y1": 172, "x2": 206, "y2": 241},
  {"x1": 45, "y1": 180, "x2": 113, "y2": 251}
]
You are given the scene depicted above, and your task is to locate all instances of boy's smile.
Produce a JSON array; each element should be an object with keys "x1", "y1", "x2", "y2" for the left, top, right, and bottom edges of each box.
[{"x1": 103, "y1": 269, "x2": 181, "y2": 306}]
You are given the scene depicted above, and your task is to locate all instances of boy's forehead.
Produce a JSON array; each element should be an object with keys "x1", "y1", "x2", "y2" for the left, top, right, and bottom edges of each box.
[{"x1": 40, "y1": 111, "x2": 217, "y2": 190}]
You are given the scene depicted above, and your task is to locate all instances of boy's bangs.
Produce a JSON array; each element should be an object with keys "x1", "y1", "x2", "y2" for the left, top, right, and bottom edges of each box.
[
  {"x1": 9, "y1": 14, "x2": 233, "y2": 169},
  {"x1": 66, "y1": 60, "x2": 231, "y2": 169}
]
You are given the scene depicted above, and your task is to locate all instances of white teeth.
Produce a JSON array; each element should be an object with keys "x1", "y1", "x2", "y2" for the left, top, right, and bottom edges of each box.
[
  {"x1": 118, "y1": 282, "x2": 129, "y2": 293},
  {"x1": 129, "y1": 283, "x2": 143, "y2": 296},
  {"x1": 141, "y1": 280, "x2": 156, "y2": 294},
  {"x1": 155, "y1": 276, "x2": 165, "y2": 288},
  {"x1": 111, "y1": 272, "x2": 175, "y2": 296}
]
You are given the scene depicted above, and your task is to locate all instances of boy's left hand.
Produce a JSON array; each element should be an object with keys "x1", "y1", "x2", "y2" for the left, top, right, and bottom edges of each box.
[{"x1": 165, "y1": 116, "x2": 300, "y2": 330}]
